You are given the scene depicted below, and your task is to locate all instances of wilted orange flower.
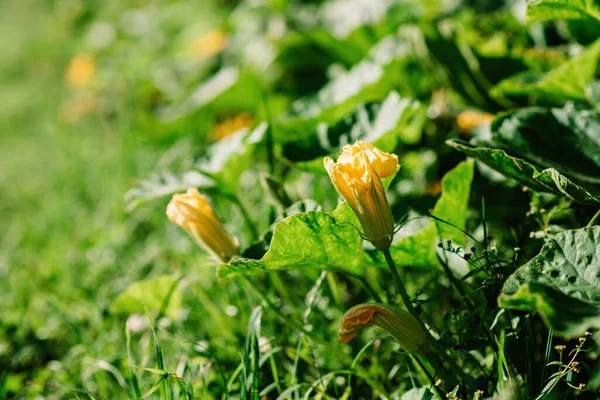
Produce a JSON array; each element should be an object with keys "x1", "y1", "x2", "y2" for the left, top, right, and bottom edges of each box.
[
  {"x1": 324, "y1": 141, "x2": 398, "y2": 250},
  {"x1": 190, "y1": 29, "x2": 228, "y2": 59},
  {"x1": 167, "y1": 188, "x2": 238, "y2": 262},
  {"x1": 65, "y1": 53, "x2": 96, "y2": 88},
  {"x1": 211, "y1": 113, "x2": 254, "y2": 141},
  {"x1": 339, "y1": 303, "x2": 427, "y2": 354},
  {"x1": 456, "y1": 110, "x2": 494, "y2": 134}
]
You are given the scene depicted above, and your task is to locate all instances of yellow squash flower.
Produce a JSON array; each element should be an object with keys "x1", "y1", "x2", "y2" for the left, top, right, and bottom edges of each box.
[
  {"x1": 65, "y1": 53, "x2": 96, "y2": 88},
  {"x1": 324, "y1": 141, "x2": 398, "y2": 250},
  {"x1": 339, "y1": 303, "x2": 427, "y2": 354},
  {"x1": 167, "y1": 188, "x2": 238, "y2": 263}
]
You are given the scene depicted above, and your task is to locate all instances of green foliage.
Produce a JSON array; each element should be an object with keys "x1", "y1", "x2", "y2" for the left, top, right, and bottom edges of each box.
[
  {"x1": 526, "y1": 0, "x2": 600, "y2": 24},
  {"x1": 276, "y1": 35, "x2": 411, "y2": 142},
  {"x1": 448, "y1": 105, "x2": 600, "y2": 204},
  {"x1": 492, "y1": 38, "x2": 600, "y2": 102},
  {"x1": 5, "y1": 0, "x2": 600, "y2": 398},
  {"x1": 383, "y1": 160, "x2": 474, "y2": 267},
  {"x1": 499, "y1": 227, "x2": 600, "y2": 337}
]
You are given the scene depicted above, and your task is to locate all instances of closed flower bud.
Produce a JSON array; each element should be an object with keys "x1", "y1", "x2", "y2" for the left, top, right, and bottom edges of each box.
[
  {"x1": 456, "y1": 110, "x2": 494, "y2": 134},
  {"x1": 338, "y1": 303, "x2": 428, "y2": 354},
  {"x1": 167, "y1": 188, "x2": 238, "y2": 263},
  {"x1": 324, "y1": 141, "x2": 398, "y2": 251}
]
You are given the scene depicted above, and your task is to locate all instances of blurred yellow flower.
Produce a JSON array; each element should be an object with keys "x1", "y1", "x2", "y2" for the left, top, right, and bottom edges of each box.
[
  {"x1": 456, "y1": 110, "x2": 494, "y2": 134},
  {"x1": 167, "y1": 188, "x2": 238, "y2": 263},
  {"x1": 339, "y1": 303, "x2": 427, "y2": 354},
  {"x1": 65, "y1": 53, "x2": 96, "y2": 88},
  {"x1": 190, "y1": 29, "x2": 228, "y2": 59},
  {"x1": 211, "y1": 113, "x2": 254, "y2": 141},
  {"x1": 324, "y1": 141, "x2": 398, "y2": 250}
]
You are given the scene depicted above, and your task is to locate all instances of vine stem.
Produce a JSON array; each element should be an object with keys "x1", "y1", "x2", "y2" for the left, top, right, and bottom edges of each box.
[
  {"x1": 587, "y1": 208, "x2": 600, "y2": 227},
  {"x1": 382, "y1": 249, "x2": 466, "y2": 386}
]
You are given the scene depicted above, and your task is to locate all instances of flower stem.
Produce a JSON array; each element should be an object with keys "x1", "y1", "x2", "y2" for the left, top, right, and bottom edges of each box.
[{"x1": 382, "y1": 249, "x2": 465, "y2": 386}]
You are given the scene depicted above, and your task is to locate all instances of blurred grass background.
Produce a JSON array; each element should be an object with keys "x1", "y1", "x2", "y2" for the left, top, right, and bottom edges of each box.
[{"x1": 0, "y1": 1, "x2": 223, "y2": 397}]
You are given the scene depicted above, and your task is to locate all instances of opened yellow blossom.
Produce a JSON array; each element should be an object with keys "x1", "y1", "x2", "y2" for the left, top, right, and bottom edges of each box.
[
  {"x1": 65, "y1": 53, "x2": 96, "y2": 88},
  {"x1": 324, "y1": 141, "x2": 398, "y2": 250},
  {"x1": 167, "y1": 188, "x2": 238, "y2": 263},
  {"x1": 339, "y1": 303, "x2": 427, "y2": 354}
]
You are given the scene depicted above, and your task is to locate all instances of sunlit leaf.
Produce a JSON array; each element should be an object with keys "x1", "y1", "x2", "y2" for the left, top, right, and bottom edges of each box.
[
  {"x1": 275, "y1": 35, "x2": 411, "y2": 143},
  {"x1": 288, "y1": 92, "x2": 426, "y2": 174},
  {"x1": 374, "y1": 160, "x2": 474, "y2": 268},
  {"x1": 218, "y1": 161, "x2": 473, "y2": 278},
  {"x1": 492, "y1": 38, "x2": 600, "y2": 101},
  {"x1": 526, "y1": 0, "x2": 600, "y2": 24}
]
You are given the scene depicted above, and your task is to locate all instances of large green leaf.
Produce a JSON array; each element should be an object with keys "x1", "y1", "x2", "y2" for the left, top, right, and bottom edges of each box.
[
  {"x1": 218, "y1": 202, "x2": 368, "y2": 278},
  {"x1": 111, "y1": 275, "x2": 183, "y2": 319},
  {"x1": 275, "y1": 35, "x2": 411, "y2": 143},
  {"x1": 447, "y1": 140, "x2": 600, "y2": 205},
  {"x1": 491, "y1": 38, "x2": 600, "y2": 101},
  {"x1": 288, "y1": 92, "x2": 426, "y2": 174},
  {"x1": 526, "y1": 0, "x2": 600, "y2": 24},
  {"x1": 218, "y1": 161, "x2": 474, "y2": 278},
  {"x1": 499, "y1": 226, "x2": 600, "y2": 337},
  {"x1": 502, "y1": 227, "x2": 600, "y2": 302},
  {"x1": 447, "y1": 106, "x2": 600, "y2": 205}
]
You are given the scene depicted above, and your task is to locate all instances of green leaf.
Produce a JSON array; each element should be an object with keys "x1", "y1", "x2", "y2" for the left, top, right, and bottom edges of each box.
[
  {"x1": 290, "y1": 92, "x2": 426, "y2": 174},
  {"x1": 492, "y1": 38, "x2": 600, "y2": 101},
  {"x1": 383, "y1": 160, "x2": 474, "y2": 267},
  {"x1": 275, "y1": 35, "x2": 411, "y2": 143},
  {"x1": 502, "y1": 226, "x2": 600, "y2": 302},
  {"x1": 447, "y1": 140, "x2": 600, "y2": 205},
  {"x1": 219, "y1": 161, "x2": 474, "y2": 279},
  {"x1": 218, "y1": 202, "x2": 368, "y2": 278},
  {"x1": 447, "y1": 105, "x2": 600, "y2": 204},
  {"x1": 526, "y1": 0, "x2": 600, "y2": 24},
  {"x1": 111, "y1": 275, "x2": 183, "y2": 319},
  {"x1": 499, "y1": 226, "x2": 600, "y2": 338}
]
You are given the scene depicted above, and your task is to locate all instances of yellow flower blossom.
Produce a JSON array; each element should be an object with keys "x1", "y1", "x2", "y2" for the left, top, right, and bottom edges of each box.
[
  {"x1": 211, "y1": 113, "x2": 254, "y2": 141},
  {"x1": 65, "y1": 53, "x2": 96, "y2": 88},
  {"x1": 167, "y1": 188, "x2": 238, "y2": 263},
  {"x1": 324, "y1": 141, "x2": 398, "y2": 250},
  {"x1": 190, "y1": 29, "x2": 228, "y2": 59},
  {"x1": 456, "y1": 110, "x2": 494, "y2": 134},
  {"x1": 339, "y1": 303, "x2": 427, "y2": 354}
]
